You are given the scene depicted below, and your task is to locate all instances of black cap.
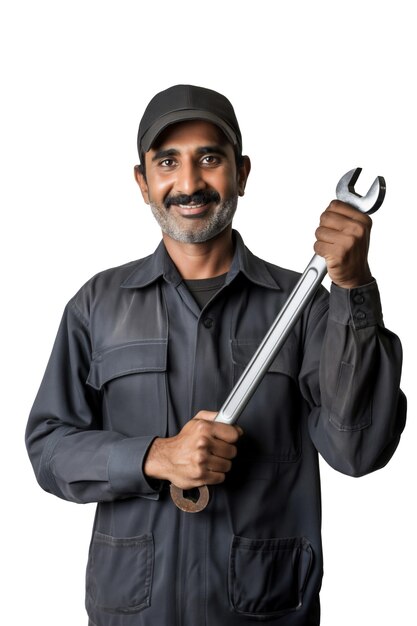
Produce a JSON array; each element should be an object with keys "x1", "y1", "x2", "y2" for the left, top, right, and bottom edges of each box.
[{"x1": 137, "y1": 84, "x2": 242, "y2": 160}]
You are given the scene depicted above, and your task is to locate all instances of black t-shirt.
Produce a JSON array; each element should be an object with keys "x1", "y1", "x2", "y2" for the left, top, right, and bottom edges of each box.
[{"x1": 184, "y1": 273, "x2": 227, "y2": 309}]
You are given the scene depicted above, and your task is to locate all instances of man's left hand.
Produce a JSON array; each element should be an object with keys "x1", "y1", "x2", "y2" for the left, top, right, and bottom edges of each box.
[{"x1": 314, "y1": 200, "x2": 373, "y2": 289}]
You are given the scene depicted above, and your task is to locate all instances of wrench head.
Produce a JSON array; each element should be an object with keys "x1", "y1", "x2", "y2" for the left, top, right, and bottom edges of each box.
[
  {"x1": 170, "y1": 484, "x2": 210, "y2": 512},
  {"x1": 336, "y1": 167, "x2": 386, "y2": 214}
]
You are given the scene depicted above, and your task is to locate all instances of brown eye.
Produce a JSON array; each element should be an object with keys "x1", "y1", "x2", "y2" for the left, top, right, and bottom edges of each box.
[
  {"x1": 201, "y1": 155, "x2": 219, "y2": 166},
  {"x1": 159, "y1": 158, "x2": 176, "y2": 168}
]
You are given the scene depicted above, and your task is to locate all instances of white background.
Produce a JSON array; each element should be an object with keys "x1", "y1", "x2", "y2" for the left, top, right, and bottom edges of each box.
[{"x1": 1, "y1": 1, "x2": 415, "y2": 624}]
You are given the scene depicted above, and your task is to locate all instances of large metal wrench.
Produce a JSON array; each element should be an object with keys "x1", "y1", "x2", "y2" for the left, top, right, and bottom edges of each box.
[{"x1": 170, "y1": 168, "x2": 386, "y2": 512}]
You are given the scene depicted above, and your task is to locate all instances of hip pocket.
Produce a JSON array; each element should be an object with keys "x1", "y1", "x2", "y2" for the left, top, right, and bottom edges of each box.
[
  {"x1": 228, "y1": 535, "x2": 312, "y2": 619},
  {"x1": 87, "y1": 532, "x2": 154, "y2": 614}
]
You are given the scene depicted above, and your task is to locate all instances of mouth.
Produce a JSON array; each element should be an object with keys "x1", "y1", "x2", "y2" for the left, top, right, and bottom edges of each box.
[
  {"x1": 164, "y1": 190, "x2": 221, "y2": 216},
  {"x1": 174, "y1": 202, "x2": 211, "y2": 217}
]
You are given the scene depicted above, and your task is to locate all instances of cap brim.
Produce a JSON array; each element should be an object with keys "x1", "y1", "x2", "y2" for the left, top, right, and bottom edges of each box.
[{"x1": 140, "y1": 110, "x2": 239, "y2": 153}]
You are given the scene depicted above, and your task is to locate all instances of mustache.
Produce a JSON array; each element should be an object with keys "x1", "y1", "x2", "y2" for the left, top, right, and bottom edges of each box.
[{"x1": 164, "y1": 190, "x2": 221, "y2": 209}]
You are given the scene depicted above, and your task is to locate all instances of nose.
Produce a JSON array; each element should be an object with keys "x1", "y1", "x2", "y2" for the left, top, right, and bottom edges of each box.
[{"x1": 175, "y1": 159, "x2": 206, "y2": 196}]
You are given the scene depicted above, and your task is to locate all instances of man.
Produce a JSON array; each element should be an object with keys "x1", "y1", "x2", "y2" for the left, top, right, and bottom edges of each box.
[{"x1": 26, "y1": 85, "x2": 406, "y2": 625}]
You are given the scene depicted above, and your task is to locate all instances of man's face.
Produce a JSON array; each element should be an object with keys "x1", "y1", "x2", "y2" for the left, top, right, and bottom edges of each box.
[{"x1": 135, "y1": 120, "x2": 249, "y2": 244}]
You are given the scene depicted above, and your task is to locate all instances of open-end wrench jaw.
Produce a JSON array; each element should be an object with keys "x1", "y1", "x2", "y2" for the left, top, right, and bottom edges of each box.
[{"x1": 335, "y1": 167, "x2": 386, "y2": 214}]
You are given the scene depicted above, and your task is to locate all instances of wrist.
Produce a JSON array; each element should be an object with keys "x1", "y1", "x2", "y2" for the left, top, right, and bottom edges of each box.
[
  {"x1": 331, "y1": 264, "x2": 372, "y2": 290},
  {"x1": 143, "y1": 437, "x2": 170, "y2": 481},
  {"x1": 335, "y1": 274, "x2": 373, "y2": 289}
]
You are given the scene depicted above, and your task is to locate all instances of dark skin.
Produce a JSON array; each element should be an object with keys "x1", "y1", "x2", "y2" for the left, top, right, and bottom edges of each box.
[
  {"x1": 134, "y1": 120, "x2": 373, "y2": 490},
  {"x1": 314, "y1": 200, "x2": 372, "y2": 287}
]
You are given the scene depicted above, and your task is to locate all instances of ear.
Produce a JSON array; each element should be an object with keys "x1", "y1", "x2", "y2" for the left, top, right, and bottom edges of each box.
[
  {"x1": 237, "y1": 155, "x2": 251, "y2": 196},
  {"x1": 134, "y1": 165, "x2": 150, "y2": 204}
]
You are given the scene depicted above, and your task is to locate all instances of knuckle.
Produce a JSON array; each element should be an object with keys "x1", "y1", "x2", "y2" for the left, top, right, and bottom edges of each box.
[
  {"x1": 191, "y1": 463, "x2": 205, "y2": 480},
  {"x1": 195, "y1": 449, "x2": 205, "y2": 464},
  {"x1": 345, "y1": 233, "x2": 356, "y2": 249},
  {"x1": 196, "y1": 435, "x2": 210, "y2": 450},
  {"x1": 195, "y1": 468, "x2": 205, "y2": 480},
  {"x1": 196, "y1": 420, "x2": 210, "y2": 434},
  {"x1": 349, "y1": 221, "x2": 364, "y2": 237},
  {"x1": 357, "y1": 212, "x2": 372, "y2": 226}
]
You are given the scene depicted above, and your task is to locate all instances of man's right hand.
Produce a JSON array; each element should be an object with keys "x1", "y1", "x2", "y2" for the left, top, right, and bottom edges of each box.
[{"x1": 143, "y1": 411, "x2": 243, "y2": 489}]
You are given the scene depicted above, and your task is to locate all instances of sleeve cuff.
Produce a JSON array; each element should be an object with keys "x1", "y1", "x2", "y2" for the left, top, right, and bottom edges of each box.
[
  {"x1": 108, "y1": 436, "x2": 163, "y2": 500},
  {"x1": 329, "y1": 279, "x2": 383, "y2": 329}
]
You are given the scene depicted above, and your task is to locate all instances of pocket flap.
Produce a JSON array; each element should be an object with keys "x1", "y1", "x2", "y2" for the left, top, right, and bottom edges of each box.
[
  {"x1": 87, "y1": 340, "x2": 167, "y2": 390},
  {"x1": 231, "y1": 334, "x2": 299, "y2": 381}
]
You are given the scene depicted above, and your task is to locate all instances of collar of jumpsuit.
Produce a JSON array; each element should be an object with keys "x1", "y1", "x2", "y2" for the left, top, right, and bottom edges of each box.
[{"x1": 121, "y1": 230, "x2": 282, "y2": 292}]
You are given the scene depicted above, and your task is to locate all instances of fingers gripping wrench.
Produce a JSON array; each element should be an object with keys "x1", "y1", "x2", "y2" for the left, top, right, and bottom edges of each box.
[{"x1": 170, "y1": 168, "x2": 386, "y2": 512}]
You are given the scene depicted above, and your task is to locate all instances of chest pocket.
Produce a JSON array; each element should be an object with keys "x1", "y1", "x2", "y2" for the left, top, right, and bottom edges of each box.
[
  {"x1": 87, "y1": 340, "x2": 168, "y2": 438},
  {"x1": 230, "y1": 335, "x2": 302, "y2": 473}
]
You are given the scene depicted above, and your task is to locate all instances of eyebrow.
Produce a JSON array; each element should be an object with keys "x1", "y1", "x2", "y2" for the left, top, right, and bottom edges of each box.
[
  {"x1": 196, "y1": 145, "x2": 228, "y2": 157},
  {"x1": 151, "y1": 145, "x2": 229, "y2": 162},
  {"x1": 151, "y1": 148, "x2": 179, "y2": 162}
]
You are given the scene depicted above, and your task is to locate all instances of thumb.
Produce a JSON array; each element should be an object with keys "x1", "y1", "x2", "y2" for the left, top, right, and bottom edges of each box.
[
  {"x1": 193, "y1": 410, "x2": 244, "y2": 437},
  {"x1": 193, "y1": 410, "x2": 218, "y2": 422}
]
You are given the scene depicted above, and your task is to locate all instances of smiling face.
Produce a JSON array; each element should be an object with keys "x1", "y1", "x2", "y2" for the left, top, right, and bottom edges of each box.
[{"x1": 135, "y1": 120, "x2": 250, "y2": 244}]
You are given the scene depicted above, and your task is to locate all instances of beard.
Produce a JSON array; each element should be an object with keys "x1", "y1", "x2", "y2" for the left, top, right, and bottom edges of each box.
[{"x1": 149, "y1": 194, "x2": 238, "y2": 244}]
